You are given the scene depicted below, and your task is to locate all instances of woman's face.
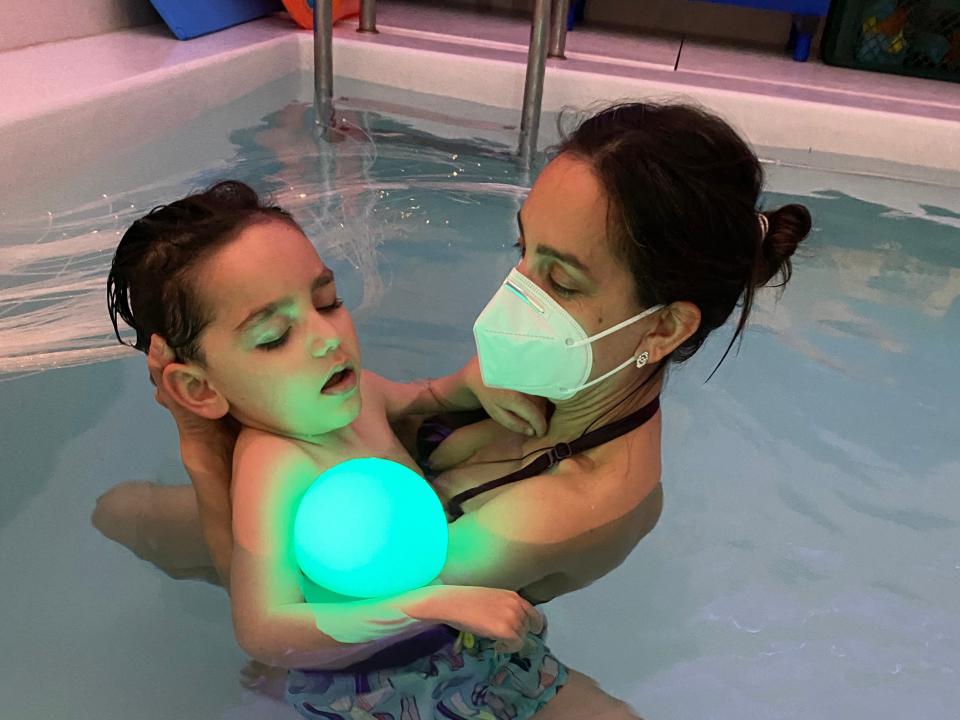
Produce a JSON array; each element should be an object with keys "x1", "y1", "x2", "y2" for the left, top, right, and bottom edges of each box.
[
  {"x1": 195, "y1": 218, "x2": 362, "y2": 438},
  {"x1": 515, "y1": 153, "x2": 654, "y2": 386}
]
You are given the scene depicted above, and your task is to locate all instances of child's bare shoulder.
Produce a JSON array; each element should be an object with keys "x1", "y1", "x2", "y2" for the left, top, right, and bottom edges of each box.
[
  {"x1": 231, "y1": 429, "x2": 317, "y2": 546},
  {"x1": 233, "y1": 428, "x2": 317, "y2": 502}
]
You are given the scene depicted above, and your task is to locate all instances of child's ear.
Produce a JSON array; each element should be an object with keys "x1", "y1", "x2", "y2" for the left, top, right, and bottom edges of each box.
[{"x1": 161, "y1": 362, "x2": 229, "y2": 420}]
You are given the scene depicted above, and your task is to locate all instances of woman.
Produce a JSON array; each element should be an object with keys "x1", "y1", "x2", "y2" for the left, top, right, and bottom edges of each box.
[{"x1": 93, "y1": 101, "x2": 812, "y2": 717}]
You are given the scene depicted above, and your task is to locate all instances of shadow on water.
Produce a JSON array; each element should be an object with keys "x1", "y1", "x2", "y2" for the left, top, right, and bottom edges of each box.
[{"x1": 0, "y1": 363, "x2": 117, "y2": 529}]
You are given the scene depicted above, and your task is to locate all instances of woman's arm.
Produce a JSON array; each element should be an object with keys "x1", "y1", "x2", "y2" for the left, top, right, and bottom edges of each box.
[
  {"x1": 187, "y1": 462, "x2": 233, "y2": 588},
  {"x1": 147, "y1": 335, "x2": 236, "y2": 586},
  {"x1": 365, "y1": 357, "x2": 547, "y2": 438},
  {"x1": 230, "y1": 432, "x2": 542, "y2": 669},
  {"x1": 438, "y1": 471, "x2": 593, "y2": 591},
  {"x1": 439, "y1": 460, "x2": 663, "y2": 595}
]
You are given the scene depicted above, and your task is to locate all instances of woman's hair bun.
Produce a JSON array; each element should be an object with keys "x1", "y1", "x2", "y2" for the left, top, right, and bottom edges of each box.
[{"x1": 755, "y1": 204, "x2": 812, "y2": 287}]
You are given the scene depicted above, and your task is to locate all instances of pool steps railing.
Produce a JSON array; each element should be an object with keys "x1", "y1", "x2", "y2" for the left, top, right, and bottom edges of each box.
[{"x1": 312, "y1": 0, "x2": 569, "y2": 166}]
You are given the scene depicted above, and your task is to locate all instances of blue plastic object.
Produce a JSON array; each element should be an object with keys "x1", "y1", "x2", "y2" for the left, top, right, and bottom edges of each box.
[
  {"x1": 784, "y1": 13, "x2": 824, "y2": 60},
  {"x1": 697, "y1": 0, "x2": 829, "y2": 13},
  {"x1": 568, "y1": 0, "x2": 587, "y2": 31},
  {"x1": 149, "y1": 0, "x2": 283, "y2": 40}
]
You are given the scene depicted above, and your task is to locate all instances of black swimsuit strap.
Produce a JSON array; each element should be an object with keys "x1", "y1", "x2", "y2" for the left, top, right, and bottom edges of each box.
[{"x1": 446, "y1": 395, "x2": 660, "y2": 521}]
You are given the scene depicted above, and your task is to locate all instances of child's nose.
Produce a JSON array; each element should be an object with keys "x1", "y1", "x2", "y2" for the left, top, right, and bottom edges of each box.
[
  {"x1": 310, "y1": 332, "x2": 340, "y2": 357},
  {"x1": 309, "y1": 317, "x2": 341, "y2": 358}
]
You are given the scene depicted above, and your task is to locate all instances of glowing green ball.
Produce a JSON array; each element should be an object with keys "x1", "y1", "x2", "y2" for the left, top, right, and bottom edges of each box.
[{"x1": 293, "y1": 458, "x2": 448, "y2": 598}]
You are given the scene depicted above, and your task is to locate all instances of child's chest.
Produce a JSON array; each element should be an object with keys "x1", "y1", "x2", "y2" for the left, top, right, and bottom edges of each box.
[{"x1": 295, "y1": 402, "x2": 421, "y2": 478}]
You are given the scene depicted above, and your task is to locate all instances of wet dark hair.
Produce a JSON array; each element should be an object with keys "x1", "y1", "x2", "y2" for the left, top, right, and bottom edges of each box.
[
  {"x1": 107, "y1": 180, "x2": 299, "y2": 364},
  {"x1": 559, "y1": 102, "x2": 811, "y2": 375}
]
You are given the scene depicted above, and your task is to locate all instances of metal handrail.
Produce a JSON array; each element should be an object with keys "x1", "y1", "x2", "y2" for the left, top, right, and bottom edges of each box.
[
  {"x1": 518, "y1": 0, "x2": 551, "y2": 166},
  {"x1": 549, "y1": 0, "x2": 571, "y2": 59},
  {"x1": 359, "y1": 0, "x2": 377, "y2": 34},
  {"x1": 314, "y1": 0, "x2": 564, "y2": 165},
  {"x1": 313, "y1": 0, "x2": 334, "y2": 130}
]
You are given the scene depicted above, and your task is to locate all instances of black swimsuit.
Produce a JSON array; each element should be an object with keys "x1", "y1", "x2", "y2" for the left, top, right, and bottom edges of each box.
[
  {"x1": 417, "y1": 395, "x2": 661, "y2": 520},
  {"x1": 335, "y1": 396, "x2": 662, "y2": 672}
]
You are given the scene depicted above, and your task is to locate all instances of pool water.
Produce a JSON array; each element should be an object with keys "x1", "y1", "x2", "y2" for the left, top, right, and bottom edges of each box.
[{"x1": 1, "y1": 73, "x2": 958, "y2": 719}]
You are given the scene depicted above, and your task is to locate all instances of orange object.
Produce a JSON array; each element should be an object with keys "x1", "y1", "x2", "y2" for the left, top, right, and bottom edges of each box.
[
  {"x1": 874, "y1": 6, "x2": 908, "y2": 36},
  {"x1": 282, "y1": 0, "x2": 360, "y2": 30}
]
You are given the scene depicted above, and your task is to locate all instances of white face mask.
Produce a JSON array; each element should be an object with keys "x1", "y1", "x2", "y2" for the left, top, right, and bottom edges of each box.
[{"x1": 473, "y1": 268, "x2": 663, "y2": 400}]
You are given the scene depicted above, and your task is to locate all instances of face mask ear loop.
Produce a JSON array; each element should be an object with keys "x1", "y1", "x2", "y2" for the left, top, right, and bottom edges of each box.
[
  {"x1": 567, "y1": 304, "x2": 664, "y2": 348},
  {"x1": 566, "y1": 355, "x2": 637, "y2": 393},
  {"x1": 560, "y1": 306, "x2": 663, "y2": 394}
]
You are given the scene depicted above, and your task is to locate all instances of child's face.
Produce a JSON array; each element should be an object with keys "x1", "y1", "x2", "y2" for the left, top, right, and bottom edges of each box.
[{"x1": 196, "y1": 217, "x2": 362, "y2": 438}]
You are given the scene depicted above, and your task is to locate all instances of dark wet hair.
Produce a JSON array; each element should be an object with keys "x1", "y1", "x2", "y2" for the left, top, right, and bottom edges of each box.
[
  {"x1": 107, "y1": 180, "x2": 298, "y2": 364},
  {"x1": 559, "y1": 102, "x2": 811, "y2": 374}
]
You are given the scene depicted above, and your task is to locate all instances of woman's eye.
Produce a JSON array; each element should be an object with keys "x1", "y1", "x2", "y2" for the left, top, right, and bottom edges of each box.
[
  {"x1": 549, "y1": 277, "x2": 577, "y2": 298},
  {"x1": 317, "y1": 298, "x2": 344, "y2": 313}
]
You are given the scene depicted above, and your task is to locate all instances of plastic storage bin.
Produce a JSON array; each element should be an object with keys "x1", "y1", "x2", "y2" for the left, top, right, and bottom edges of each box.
[{"x1": 822, "y1": 0, "x2": 960, "y2": 81}]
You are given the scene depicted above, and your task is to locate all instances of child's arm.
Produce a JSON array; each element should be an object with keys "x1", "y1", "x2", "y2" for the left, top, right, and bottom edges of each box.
[
  {"x1": 229, "y1": 432, "x2": 542, "y2": 670},
  {"x1": 365, "y1": 356, "x2": 548, "y2": 438}
]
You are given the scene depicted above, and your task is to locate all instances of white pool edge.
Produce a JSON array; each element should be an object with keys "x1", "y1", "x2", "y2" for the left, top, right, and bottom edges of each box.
[
  {"x1": 2, "y1": 22, "x2": 959, "y2": 197},
  {"x1": 327, "y1": 35, "x2": 960, "y2": 180}
]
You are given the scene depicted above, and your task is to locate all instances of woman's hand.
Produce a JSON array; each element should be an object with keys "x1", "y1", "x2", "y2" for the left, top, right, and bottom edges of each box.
[
  {"x1": 402, "y1": 584, "x2": 543, "y2": 653},
  {"x1": 462, "y1": 356, "x2": 548, "y2": 438},
  {"x1": 148, "y1": 335, "x2": 238, "y2": 585},
  {"x1": 147, "y1": 335, "x2": 238, "y2": 475}
]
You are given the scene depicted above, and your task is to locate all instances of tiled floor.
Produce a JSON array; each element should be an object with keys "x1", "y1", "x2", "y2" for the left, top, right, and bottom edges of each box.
[{"x1": 371, "y1": 1, "x2": 960, "y2": 123}]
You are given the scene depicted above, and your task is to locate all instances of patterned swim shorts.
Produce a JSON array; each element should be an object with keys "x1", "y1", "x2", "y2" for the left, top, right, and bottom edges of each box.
[{"x1": 285, "y1": 624, "x2": 568, "y2": 720}]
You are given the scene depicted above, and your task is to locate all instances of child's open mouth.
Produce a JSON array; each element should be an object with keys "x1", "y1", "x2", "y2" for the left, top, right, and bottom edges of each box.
[{"x1": 321, "y1": 367, "x2": 356, "y2": 395}]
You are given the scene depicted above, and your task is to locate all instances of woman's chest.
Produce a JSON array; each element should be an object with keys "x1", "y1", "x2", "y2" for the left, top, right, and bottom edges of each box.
[{"x1": 428, "y1": 421, "x2": 550, "y2": 508}]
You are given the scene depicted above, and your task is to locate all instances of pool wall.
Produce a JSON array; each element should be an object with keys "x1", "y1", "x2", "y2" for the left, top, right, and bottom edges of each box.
[{"x1": 3, "y1": 14, "x2": 959, "y2": 204}]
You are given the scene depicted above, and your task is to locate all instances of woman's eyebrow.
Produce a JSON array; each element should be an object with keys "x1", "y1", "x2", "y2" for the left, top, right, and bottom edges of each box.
[
  {"x1": 518, "y1": 210, "x2": 592, "y2": 279},
  {"x1": 236, "y1": 268, "x2": 335, "y2": 332},
  {"x1": 537, "y1": 244, "x2": 591, "y2": 276}
]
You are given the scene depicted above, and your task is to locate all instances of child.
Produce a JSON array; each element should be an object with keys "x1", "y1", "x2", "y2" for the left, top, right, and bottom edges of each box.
[{"x1": 106, "y1": 180, "x2": 567, "y2": 718}]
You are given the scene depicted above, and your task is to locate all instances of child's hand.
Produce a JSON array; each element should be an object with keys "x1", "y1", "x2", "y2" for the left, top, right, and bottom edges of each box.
[
  {"x1": 403, "y1": 585, "x2": 544, "y2": 653},
  {"x1": 147, "y1": 334, "x2": 239, "y2": 474},
  {"x1": 463, "y1": 357, "x2": 548, "y2": 438}
]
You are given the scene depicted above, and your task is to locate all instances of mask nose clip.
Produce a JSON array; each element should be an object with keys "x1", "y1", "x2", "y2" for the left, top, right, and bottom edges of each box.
[{"x1": 546, "y1": 441, "x2": 573, "y2": 468}]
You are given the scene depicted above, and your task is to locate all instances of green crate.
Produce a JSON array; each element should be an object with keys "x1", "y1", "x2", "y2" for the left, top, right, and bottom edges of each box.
[{"x1": 822, "y1": 0, "x2": 960, "y2": 81}]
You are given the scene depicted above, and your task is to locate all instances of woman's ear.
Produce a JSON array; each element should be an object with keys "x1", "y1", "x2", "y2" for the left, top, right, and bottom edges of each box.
[
  {"x1": 161, "y1": 362, "x2": 230, "y2": 420},
  {"x1": 640, "y1": 301, "x2": 701, "y2": 364}
]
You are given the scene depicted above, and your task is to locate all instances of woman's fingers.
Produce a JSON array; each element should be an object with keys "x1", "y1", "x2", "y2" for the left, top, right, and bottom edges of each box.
[
  {"x1": 523, "y1": 602, "x2": 545, "y2": 636},
  {"x1": 491, "y1": 408, "x2": 535, "y2": 437},
  {"x1": 501, "y1": 394, "x2": 548, "y2": 437},
  {"x1": 494, "y1": 636, "x2": 523, "y2": 654},
  {"x1": 147, "y1": 334, "x2": 175, "y2": 399},
  {"x1": 149, "y1": 334, "x2": 176, "y2": 362}
]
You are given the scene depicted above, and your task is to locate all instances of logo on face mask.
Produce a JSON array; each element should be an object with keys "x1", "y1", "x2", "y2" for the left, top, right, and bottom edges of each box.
[{"x1": 473, "y1": 269, "x2": 662, "y2": 400}]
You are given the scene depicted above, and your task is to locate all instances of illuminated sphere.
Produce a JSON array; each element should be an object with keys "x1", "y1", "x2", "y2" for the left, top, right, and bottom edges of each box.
[{"x1": 293, "y1": 458, "x2": 448, "y2": 598}]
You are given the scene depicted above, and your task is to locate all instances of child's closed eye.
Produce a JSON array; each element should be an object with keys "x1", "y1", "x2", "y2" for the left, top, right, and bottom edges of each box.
[{"x1": 257, "y1": 331, "x2": 290, "y2": 351}]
